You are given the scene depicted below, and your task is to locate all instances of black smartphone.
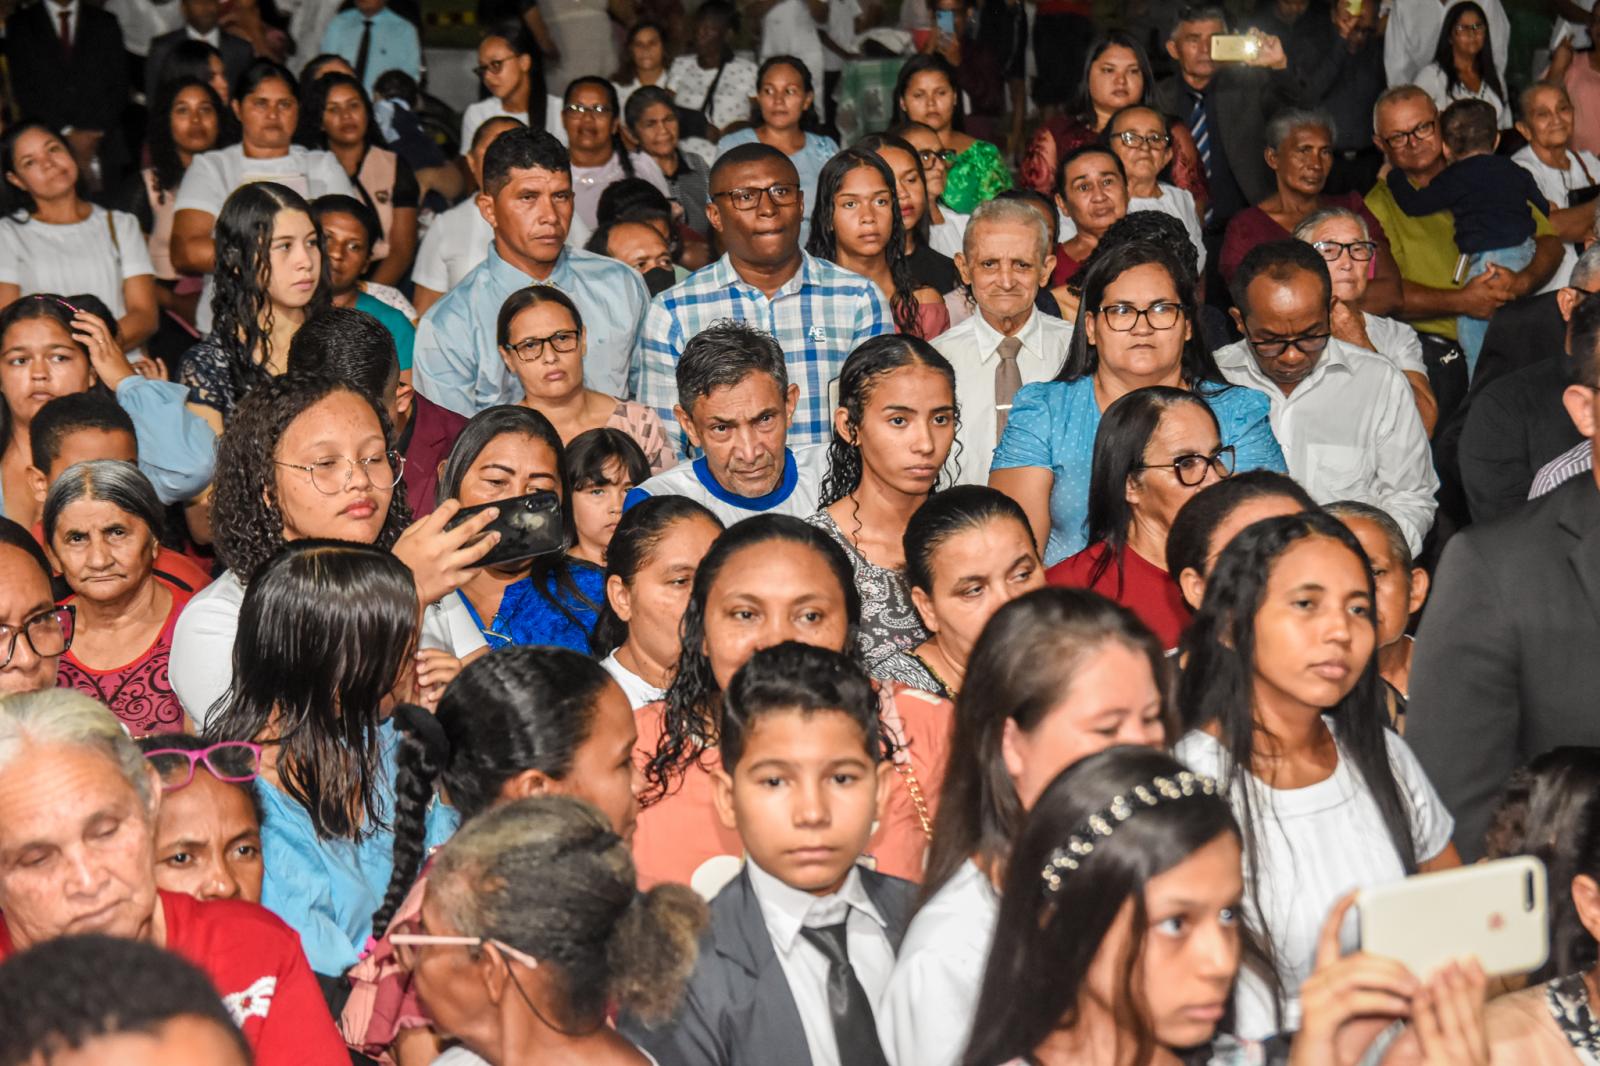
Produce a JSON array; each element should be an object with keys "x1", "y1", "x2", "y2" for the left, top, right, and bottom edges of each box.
[{"x1": 445, "y1": 491, "x2": 565, "y2": 568}]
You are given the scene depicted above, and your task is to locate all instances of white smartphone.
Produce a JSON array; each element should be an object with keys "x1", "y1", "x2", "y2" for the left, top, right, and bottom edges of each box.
[{"x1": 1355, "y1": 856, "x2": 1549, "y2": 980}]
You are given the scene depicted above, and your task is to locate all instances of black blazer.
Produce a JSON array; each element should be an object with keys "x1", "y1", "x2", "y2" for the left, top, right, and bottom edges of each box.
[
  {"x1": 1408, "y1": 473, "x2": 1600, "y2": 859},
  {"x1": 1472, "y1": 290, "x2": 1568, "y2": 399},
  {"x1": 1152, "y1": 70, "x2": 1283, "y2": 209},
  {"x1": 5, "y1": 2, "x2": 127, "y2": 139},
  {"x1": 1458, "y1": 354, "x2": 1583, "y2": 523},
  {"x1": 146, "y1": 28, "x2": 253, "y2": 104},
  {"x1": 625, "y1": 866, "x2": 918, "y2": 1066}
]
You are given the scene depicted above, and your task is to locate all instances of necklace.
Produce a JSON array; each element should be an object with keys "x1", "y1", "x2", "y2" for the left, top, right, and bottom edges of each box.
[{"x1": 895, "y1": 760, "x2": 933, "y2": 840}]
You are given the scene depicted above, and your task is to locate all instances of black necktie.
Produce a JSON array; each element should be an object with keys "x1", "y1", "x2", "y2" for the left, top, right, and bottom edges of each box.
[
  {"x1": 799, "y1": 922, "x2": 890, "y2": 1066},
  {"x1": 354, "y1": 18, "x2": 373, "y2": 83}
]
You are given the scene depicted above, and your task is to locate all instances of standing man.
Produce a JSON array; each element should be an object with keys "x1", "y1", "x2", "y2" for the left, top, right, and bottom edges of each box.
[
  {"x1": 413, "y1": 128, "x2": 647, "y2": 412},
  {"x1": 147, "y1": 0, "x2": 253, "y2": 103},
  {"x1": 635, "y1": 142, "x2": 891, "y2": 456},
  {"x1": 319, "y1": 0, "x2": 420, "y2": 93}
]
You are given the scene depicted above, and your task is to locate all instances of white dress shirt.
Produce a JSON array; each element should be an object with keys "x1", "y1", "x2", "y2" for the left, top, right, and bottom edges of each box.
[
  {"x1": 931, "y1": 306, "x2": 1074, "y2": 485},
  {"x1": 1360, "y1": 313, "x2": 1428, "y2": 377},
  {"x1": 1384, "y1": 0, "x2": 1509, "y2": 89},
  {"x1": 1213, "y1": 336, "x2": 1439, "y2": 555},
  {"x1": 745, "y1": 860, "x2": 896, "y2": 1066}
]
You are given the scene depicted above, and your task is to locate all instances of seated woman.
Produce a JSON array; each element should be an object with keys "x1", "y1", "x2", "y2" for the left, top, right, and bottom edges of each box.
[
  {"x1": 458, "y1": 19, "x2": 565, "y2": 151},
  {"x1": 625, "y1": 86, "x2": 713, "y2": 243},
  {"x1": 1416, "y1": 2, "x2": 1512, "y2": 129},
  {"x1": 1218, "y1": 108, "x2": 1401, "y2": 314},
  {"x1": 990, "y1": 240, "x2": 1284, "y2": 566},
  {"x1": 1047, "y1": 387, "x2": 1231, "y2": 651},
  {"x1": 594, "y1": 496, "x2": 723, "y2": 709},
  {"x1": 497, "y1": 285, "x2": 671, "y2": 472},
  {"x1": 806, "y1": 151, "x2": 951, "y2": 339},
  {"x1": 856, "y1": 132, "x2": 961, "y2": 297},
  {"x1": 1051, "y1": 144, "x2": 1129, "y2": 288},
  {"x1": 563, "y1": 77, "x2": 673, "y2": 235},
  {"x1": 877, "y1": 590, "x2": 1166, "y2": 1066},
  {"x1": 564, "y1": 427, "x2": 649, "y2": 567},
  {"x1": 716, "y1": 55, "x2": 839, "y2": 245},
  {"x1": 613, "y1": 20, "x2": 671, "y2": 110},
  {"x1": 204, "y1": 540, "x2": 460, "y2": 981},
  {"x1": 892, "y1": 54, "x2": 1011, "y2": 215},
  {"x1": 401, "y1": 796, "x2": 706, "y2": 1066},
  {"x1": 308, "y1": 194, "x2": 417, "y2": 372},
  {"x1": 154, "y1": 38, "x2": 234, "y2": 106},
  {"x1": 299, "y1": 72, "x2": 420, "y2": 286},
  {"x1": 809, "y1": 336, "x2": 956, "y2": 670},
  {"x1": 0, "y1": 122, "x2": 158, "y2": 361},
  {"x1": 344, "y1": 646, "x2": 645, "y2": 1064},
  {"x1": 1104, "y1": 104, "x2": 1208, "y2": 274},
  {"x1": 892, "y1": 120, "x2": 969, "y2": 258},
  {"x1": 663, "y1": 1, "x2": 759, "y2": 145},
  {"x1": 137, "y1": 733, "x2": 265, "y2": 904},
  {"x1": 45, "y1": 459, "x2": 192, "y2": 736},
  {"x1": 441, "y1": 405, "x2": 604, "y2": 653},
  {"x1": 1164, "y1": 469, "x2": 1317, "y2": 612}
]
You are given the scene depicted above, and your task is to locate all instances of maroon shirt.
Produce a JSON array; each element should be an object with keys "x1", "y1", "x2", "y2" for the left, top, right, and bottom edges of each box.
[{"x1": 400, "y1": 392, "x2": 468, "y2": 519}]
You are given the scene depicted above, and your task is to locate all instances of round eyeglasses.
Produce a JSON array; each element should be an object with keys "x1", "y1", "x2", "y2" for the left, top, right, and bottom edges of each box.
[{"x1": 274, "y1": 451, "x2": 405, "y2": 495}]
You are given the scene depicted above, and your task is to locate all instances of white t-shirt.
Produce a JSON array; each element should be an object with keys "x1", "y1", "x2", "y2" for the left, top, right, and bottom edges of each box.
[
  {"x1": 0, "y1": 207, "x2": 152, "y2": 326},
  {"x1": 627, "y1": 444, "x2": 832, "y2": 527},
  {"x1": 927, "y1": 205, "x2": 970, "y2": 259},
  {"x1": 1512, "y1": 143, "x2": 1600, "y2": 292},
  {"x1": 457, "y1": 95, "x2": 568, "y2": 153},
  {"x1": 411, "y1": 196, "x2": 591, "y2": 296},
  {"x1": 824, "y1": 0, "x2": 862, "y2": 72},
  {"x1": 601, "y1": 651, "x2": 664, "y2": 710},
  {"x1": 174, "y1": 144, "x2": 355, "y2": 217},
  {"x1": 1414, "y1": 62, "x2": 1513, "y2": 129},
  {"x1": 1174, "y1": 722, "x2": 1454, "y2": 1040},
  {"x1": 1360, "y1": 313, "x2": 1428, "y2": 377},
  {"x1": 665, "y1": 54, "x2": 761, "y2": 132},
  {"x1": 761, "y1": 0, "x2": 826, "y2": 113}
]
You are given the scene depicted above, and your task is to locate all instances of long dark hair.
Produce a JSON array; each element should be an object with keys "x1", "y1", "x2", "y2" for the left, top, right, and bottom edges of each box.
[
  {"x1": 903, "y1": 485, "x2": 1035, "y2": 594},
  {"x1": 148, "y1": 77, "x2": 227, "y2": 193},
  {"x1": 1082, "y1": 386, "x2": 1219, "y2": 591},
  {"x1": 1434, "y1": 2, "x2": 1504, "y2": 106},
  {"x1": 819, "y1": 334, "x2": 958, "y2": 507},
  {"x1": 961, "y1": 746, "x2": 1240, "y2": 1066},
  {"x1": 806, "y1": 150, "x2": 922, "y2": 333},
  {"x1": 0, "y1": 296, "x2": 98, "y2": 458},
  {"x1": 209, "y1": 181, "x2": 332, "y2": 401},
  {"x1": 855, "y1": 132, "x2": 933, "y2": 246},
  {"x1": 591, "y1": 496, "x2": 723, "y2": 659},
  {"x1": 566, "y1": 76, "x2": 634, "y2": 177},
  {"x1": 922, "y1": 588, "x2": 1168, "y2": 903},
  {"x1": 750, "y1": 55, "x2": 825, "y2": 134},
  {"x1": 562, "y1": 427, "x2": 650, "y2": 548},
  {"x1": 205, "y1": 540, "x2": 420, "y2": 841},
  {"x1": 481, "y1": 18, "x2": 547, "y2": 133},
  {"x1": 891, "y1": 53, "x2": 964, "y2": 134},
  {"x1": 613, "y1": 20, "x2": 669, "y2": 85},
  {"x1": 376, "y1": 646, "x2": 618, "y2": 933},
  {"x1": 296, "y1": 70, "x2": 381, "y2": 150},
  {"x1": 1067, "y1": 31, "x2": 1157, "y2": 130},
  {"x1": 1163, "y1": 470, "x2": 1317, "y2": 584},
  {"x1": 643, "y1": 516, "x2": 861, "y2": 804},
  {"x1": 0, "y1": 121, "x2": 82, "y2": 218}
]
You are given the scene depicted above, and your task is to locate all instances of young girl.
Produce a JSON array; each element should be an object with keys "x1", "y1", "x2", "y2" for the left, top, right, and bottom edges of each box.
[
  {"x1": 1163, "y1": 470, "x2": 1316, "y2": 613},
  {"x1": 564, "y1": 428, "x2": 649, "y2": 568},
  {"x1": 892, "y1": 120, "x2": 970, "y2": 258},
  {"x1": 1103, "y1": 104, "x2": 1207, "y2": 273},
  {"x1": 593, "y1": 496, "x2": 723, "y2": 709},
  {"x1": 809, "y1": 335, "x2": 957, "y2": 670},
  {"x1": 134, "y1": 77, "x2": 224, "y2": 337},
  {"x1": 1175, "y1": 511, "x2": 1458, "y2": 1040},
  {"x1": 856, "y1": 131, "x2": 960, "y2": 297},
  {"x1": 715, "y1": 55, "x2": 839, "y2": 243}
]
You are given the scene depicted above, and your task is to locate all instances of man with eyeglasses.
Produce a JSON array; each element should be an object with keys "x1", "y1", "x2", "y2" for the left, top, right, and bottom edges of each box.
[
  {"x1": 413, "y1": 127, "x2": 647, "y2": 413},
  {"x1": 0, "y1": 518, "x2": 67, "y2": 695},
  {"x1": 561, "y1": 77, "x2": 671, "y2": 233},
  {"x1": 634, "y1": 142, "x2": 890, "y2": 457},
  {"x1": 1215, "y1": 239, "x2": 1437, "y2": 555}
]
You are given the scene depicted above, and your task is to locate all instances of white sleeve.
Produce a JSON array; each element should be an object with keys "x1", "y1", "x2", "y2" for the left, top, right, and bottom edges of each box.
[
  {"x1": 174, "y1": 154, "x2": 226, "y2": 215},
  {"x1": 876, "y1": 949, "x2": 980, "y2": 1066},
  {"x1": 412, "y1": 213, "x2": 450, "y2": 292},
  {"x1": 1384, "y1": 729, "x2": 1456, "y2": 862},
  {"x1": 458, "y1": 107, "x2": 475, "y2": 155},
  {"x1": 170, "y1": 586, "x2": 241, "y2": 730},
  {"x1": 0, "y1": 223, "x2": 22, "y2": 287},
  {"x1": 112, "y1": 210, "x2": 155, "y2": 279},
  {"x1": 1370, "y1": 365, "x2": 1441, "y2": 558},
  {"x1": 310, "y1": 153, "x2": 357, "y2": 198},
  {"x1": 421, "y1": 595, "x2": 488, "y2": 658}
]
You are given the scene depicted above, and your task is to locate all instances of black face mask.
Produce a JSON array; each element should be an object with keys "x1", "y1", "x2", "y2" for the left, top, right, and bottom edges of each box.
[{"x1": 643, "y1": 266, "x2": 676, "y2": 294}]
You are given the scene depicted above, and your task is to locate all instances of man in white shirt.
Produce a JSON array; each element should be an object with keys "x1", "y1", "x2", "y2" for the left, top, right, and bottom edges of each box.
[
  {"x1": 932, "y1": 196, "x2": 1073, "y2": 484},
  {"x1": 626, "y1": 320, "x2": 830, "y2": 526},
  {"x1": 1217, "y1": 239, "x2": 1438, "y2": 555},
  {"x1": 1384, "y1": 0, "x2": 1509, "y2": 88}
]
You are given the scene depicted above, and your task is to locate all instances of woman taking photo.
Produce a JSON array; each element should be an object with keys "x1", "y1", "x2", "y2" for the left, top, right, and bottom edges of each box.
[
  {"x1": 624, "y1": 86, "x2": 713, "y2": 241},
  {"x1": 664, "y1": 1, "x2": 759, "y2": 141},
  {"x1": 458, "y1": 20, "x2": 565, "y2": 150},
  {"x1": 878, "y1": 588, "x2": 1167, "y2": 1066},
  {"x1": 990, "y1": 240, "x2": 1283, "y2": 566},
  {"x1": 1175, "y1": 511, "x2": 1458, "y2": 1040},
  {"x1": 1416, "y1": 2, "x2": 1510, "y2": 128},
  {"x1": 810, "y1": 335, "x2": 956, "y2": 669},
  {"x1": 893, "y1": 53, "x2": 1011, "y2": 215},
  {"x1": 806, "y1": 151, "x2": 951, "y2": 338},
  {"x1": 564, "y1": 427, "x2": 651, "y2": 566},
  {"x1": 1051, "y1": 144, "x2": 1130, "y2": 287},
  {"x1": 635, "y1": 514, "x2": 953, "y2": 894},
  {"x1": 1048, "y1": 387, "x2": 1231, "y2": 651},
  {"x1": 594, "y1": 496, "x2": 723, "y2": 709},
  {"x1": 716, "y1": 56, "x2": 839, "y2": 243},
  {"x1": 613, "y1": 21, "x2": 671, "y2": 110},
  {"x1": 0, "y1": 122, "x2": 158, "y2": 358}
]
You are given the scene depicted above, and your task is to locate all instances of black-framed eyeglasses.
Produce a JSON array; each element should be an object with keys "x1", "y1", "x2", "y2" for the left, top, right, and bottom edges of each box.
[
  {"x1": 142, "y1": 742, "x2": 262, "y2": 792},
  {"x1": 1095, "y1": 301, "x2": 1184, "y2": 332},
  {"x1": 1312, "y1": 239, "x2": 1377, "y2": 263},
  {"x1": 472, "y1": 56, "x2": 516, "y2": 78},
  {"x1": 1249, "y1": 331, "x2": 1332, "y2": 359},
  {"x1": 503, "y1": 329, "x2": 581, "y2": 361},
  {"x1": 1114, "y1": 130, "x2": 1171, "y2": 149},
  {"x1": 1137, "y1": 446, "x2": 1236, "y2": 487},
  {"x1": 712, "y1": 183, "x2": 800, "y2": 211},
  {"x1": 0, "y1": 605, "x2": 73, "y2": 669},
  {"x1": 915, "y1": 148, "x2": 957, "y2": 168},
  {"x1": 564, "y1": 102, "x2": 614, "y2": 116},
  {"x1": 1382, "y1": 120, "x2": 1436, "y2": 149},
  {"x1": 273, "y1": 451, "x2": 405, "y2": 495}
]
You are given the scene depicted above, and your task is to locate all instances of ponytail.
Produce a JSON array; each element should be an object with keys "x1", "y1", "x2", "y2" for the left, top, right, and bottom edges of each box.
[{"x1": 605, "y1": 883, "x2": 708, "y2": 1022}]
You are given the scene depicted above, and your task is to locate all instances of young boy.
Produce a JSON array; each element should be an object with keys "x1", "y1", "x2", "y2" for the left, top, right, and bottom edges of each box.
[
  {"x1": 1385, "y1": 98, "x2": 1551, "y2": 377},
  {"x1": 628, "y1": 641, "x2": 915, "y2": 1066}
]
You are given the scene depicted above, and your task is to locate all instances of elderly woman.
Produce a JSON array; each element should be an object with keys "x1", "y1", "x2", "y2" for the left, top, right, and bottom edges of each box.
[
  {"x1": 137, "y1": 733, "x2": 265, "y2": 903},
  {"x1": 45, "y1": 460, "x2": 191, "y2": 736},
  {"x1": 1294, "y1": 206, "x2": 1439, "y2": 434},
  {"x1": 0, "y1": 689, "x2": 346, "y2": 1065},
  {"x1": 1219, "y1": 109, "x2": 1402, "y2": 315},
  {"x1": 1512, "y1": 83, "x2": 1600, "y2": 247},
  {"x1": 1050, "y1": 145, "x2": 1129, "y2": 289}
]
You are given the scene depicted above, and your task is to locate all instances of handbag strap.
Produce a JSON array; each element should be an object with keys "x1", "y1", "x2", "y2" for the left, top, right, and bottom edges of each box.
[{"x1": 699, "y1": 61, "x2": 727, "y2": 118}]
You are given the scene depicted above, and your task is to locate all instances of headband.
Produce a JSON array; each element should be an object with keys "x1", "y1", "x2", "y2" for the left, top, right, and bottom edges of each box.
[{"x1": 1041, "y1": 770, "x2": 1219, "y2": 894}]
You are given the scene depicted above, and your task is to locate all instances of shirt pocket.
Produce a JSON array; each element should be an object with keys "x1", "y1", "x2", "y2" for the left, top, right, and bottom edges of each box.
[{"x1": 1306, "y1": 443, "x2": 1371, "y2": 498}]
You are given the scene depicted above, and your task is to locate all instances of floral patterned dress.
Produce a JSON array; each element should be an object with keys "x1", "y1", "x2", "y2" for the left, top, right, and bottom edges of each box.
[{"x1": 806, "y1": 510, "x2": 928, "y2": 669}]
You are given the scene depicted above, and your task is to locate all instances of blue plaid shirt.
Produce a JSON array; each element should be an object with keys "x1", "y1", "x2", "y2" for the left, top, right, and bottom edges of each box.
[{"x1": 634, "y1": 251, "x2": 892, "y2": 454}]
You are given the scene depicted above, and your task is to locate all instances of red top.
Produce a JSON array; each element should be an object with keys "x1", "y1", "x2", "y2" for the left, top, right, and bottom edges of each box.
[
  {"x1": 1218, "y1": 190, "x2": 1391, "y2": 285},
  {"x1": 56, "y1": 579, "x2": 193, "y2": 736},
  {"x1": 1047, "y1": 542, "x2": 1191, "y2": 650},
  {"x1": 0, "y1": 891, "x2": 347, "y2": 1066}
]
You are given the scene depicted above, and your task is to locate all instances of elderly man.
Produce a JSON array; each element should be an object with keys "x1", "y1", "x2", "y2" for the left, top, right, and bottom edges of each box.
[
  {"x1": 0, "y1": 521, "x2": 65, "y2": 696},
  {"x1": 1217, "y1": 240, "x2": 1438, "y2": 554},
  {"x1": 0, "y1": 689, "x2": 344, "y2": 1065},
  {"x1": 634, "y1": 142, "x2": 891, "y2": 457},
  {"x1": 626, "y1": 320, "x2": 829, "y2": 524},
  {"x1": 413, "y1": 127, "x2": 645, "y2": 411},
  {"x1": 931, "y1": 197, "x2": 1071, "y2": 485}
]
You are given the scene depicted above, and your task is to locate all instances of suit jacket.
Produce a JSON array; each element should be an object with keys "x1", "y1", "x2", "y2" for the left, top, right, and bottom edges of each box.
[
  {"x1": 1408, "y1": 473, "x2": 1600, "y2": 860},
  {"x1": 5, "y1": 2, "x2": 127, "y2": 140},
  {"x1": 625, "y1": 866, "x2": 918, "y2": 1066},
  {"x1": 1472, "y1": 291, "x2": 1568, "y2": 400},
  {"x1": 1458, "y1": 355, "x2": 1583, "y2": 523},
  {"x1": 1153, "y1": 69, "x2": 1283, "y2": 210},
  {"x1": 146, "y1": 28, "x2": 253, "y2": 104}
]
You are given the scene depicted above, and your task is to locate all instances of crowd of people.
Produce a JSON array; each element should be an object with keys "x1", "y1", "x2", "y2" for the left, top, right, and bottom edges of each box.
[{"x1": 5, "y1": 0, "x2": 1600, "y2": 1063}]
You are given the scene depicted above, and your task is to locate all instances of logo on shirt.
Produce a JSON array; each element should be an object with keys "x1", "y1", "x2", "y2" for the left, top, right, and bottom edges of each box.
[
  {"x1": 807, "y1": 325, "x2": 829, "y2": 342},
  {"x1": 223, "y1": 977, "x2": 277, "y2": 1024}
]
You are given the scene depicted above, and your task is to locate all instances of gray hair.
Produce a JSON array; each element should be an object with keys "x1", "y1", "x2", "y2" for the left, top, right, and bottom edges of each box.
[
  {"x1": 0, "y1": 689, "x2": 152, "y2": 806},
  {"x1": 1169, "y1": 5, "x2": 1227, "y2": 39},
  {"x1": 1518, "y1": 81, "x2": 1569, "y2": 126},
  {"x1": 1324, "y1": 499, "x2": 1414, "y2": 572},
  {"x1": 41, "y1": 460, "x2": 164, "y2": 549},
  {"x1": 1265, "y1": 108, "x2": 1336, "y2": 152},
  {"x1": 1572, "y1": 242, "x2": 1600, "y2": 291},
  {"x1": 1292, "y1": 206, "x2": 1370, "y2": 243},
  {"x1": 963, "y1": 196, "x2": 1052, "y2": 265},
  {"x1": 1372, "y1": 85, "x2": 1435, "y2": 135},
  {"x1": 675, "y1": 319, "x2": 788, "y2": 414}
]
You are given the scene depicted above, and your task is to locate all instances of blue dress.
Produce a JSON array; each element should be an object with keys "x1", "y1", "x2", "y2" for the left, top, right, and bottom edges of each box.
[
  {"x1": 455, "y1": 560, "x2": 605, "y2": 653},
  {"x1": 258, "y1": 719, "x2": 458, "y2": 976},
  {"x1": 991, "y1": 377, "x2": 1286, "y2": 565},
  {"x1": 715, "y1": 128, "x2": 840, "y2": 246}
]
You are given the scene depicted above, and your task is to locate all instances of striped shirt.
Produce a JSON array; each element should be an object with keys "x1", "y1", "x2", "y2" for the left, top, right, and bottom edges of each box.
[
  {"x1": 633, "y1": 252, "x2": 892, "y2": 456},
  {"x1": 1530, "y1": 439, "x2": 1593, "y2": 499}
]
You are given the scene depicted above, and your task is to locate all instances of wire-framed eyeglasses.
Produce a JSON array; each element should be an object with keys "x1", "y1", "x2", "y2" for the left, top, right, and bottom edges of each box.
[
  {"x1": 391, "y1": 932, "x2": 541, "y2": 971},
  {"x1": 273, "y1": 452, "x2": 405, "y2": 495}
]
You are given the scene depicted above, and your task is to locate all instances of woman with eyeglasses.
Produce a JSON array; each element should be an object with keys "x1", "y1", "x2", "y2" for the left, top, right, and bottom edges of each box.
[
  {"x1": 457, "y1": 19, "x2": 566, "y2": 152},
  {"x1": 563, "y1": 76, "x2": 672, "y2": 234},
  {"x1": 892, "y1": 53, "x2": 1011, "y2": 215},
  {"x1": 1294, "y1": 206, "x2": 1439, "y2": 434},
  {"x1": 1103, "y1": 105, "x2": 1207, "y2": 275},
  {"x1": 46, "y1": 460, "x2": 191, "y2": 736},
  {"x1": 990, "y1": 240, "x2": 1284, "y2": 566},
  {"x1": 716, "y1": 56, "x2": 840, "y2": 245},
  {"x1": 1046, "y1": 387, "x2": 1229, "y2": 651},
  {"x1": 137, "y1": 734, "x2": 265, "y2": 904},
  {"x1": 892, "y1": 120, "x2": 970, "y2": 258},
  {"x1": 1416, "y1": 2, "x2": 1511, "y2": 129}
]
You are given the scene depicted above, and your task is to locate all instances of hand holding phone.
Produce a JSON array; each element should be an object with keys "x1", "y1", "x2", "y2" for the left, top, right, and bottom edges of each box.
[
  {"x1": 1209, "y1": 33, "x2": 1260, "y2": 62},
  {"x1": 444, "y1": 491, "x2": 566, "y2": 569}
]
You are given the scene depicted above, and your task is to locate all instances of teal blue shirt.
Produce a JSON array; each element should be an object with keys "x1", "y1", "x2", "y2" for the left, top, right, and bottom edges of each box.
[{"x1": 356, "y1": 291, "x2": 416, "y2": 371}]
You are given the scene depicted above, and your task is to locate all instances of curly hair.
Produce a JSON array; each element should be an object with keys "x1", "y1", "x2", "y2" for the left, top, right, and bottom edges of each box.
[
  {"x1": 211, "y1": 375, "x2": 409, "y2": 583},
  {"x1": 806, "y1": 149, "x2": 922, "y2": 334}
]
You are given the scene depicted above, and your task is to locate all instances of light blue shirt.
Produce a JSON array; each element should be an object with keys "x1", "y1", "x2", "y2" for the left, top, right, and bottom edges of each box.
[
  {"x1": 320, "y1": 7, "x2": 420, "y2": 91},
  {"x1": 715, "y1": 128, "x2": 840, "y2": 247},
  {"x1": 991, "y1": 376, "x2": 1286, "y2": 565},
  {"x1": 412, "y1": 241, "x2": 648, "y2": 416}
]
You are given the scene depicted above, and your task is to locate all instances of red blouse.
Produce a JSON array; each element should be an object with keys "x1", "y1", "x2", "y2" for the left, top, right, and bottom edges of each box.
[
  {"x1": 56, "y1": 578, "x2": 193, "y2": 736},
  {"x1": 1047, "y1": 542, "x2": 1191, "y2": 650}
]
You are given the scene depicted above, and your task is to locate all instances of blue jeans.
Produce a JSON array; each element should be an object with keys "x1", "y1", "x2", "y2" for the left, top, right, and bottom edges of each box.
[{"x1": 1458, "y1": 237, "x2": 1537, "y2": 379}]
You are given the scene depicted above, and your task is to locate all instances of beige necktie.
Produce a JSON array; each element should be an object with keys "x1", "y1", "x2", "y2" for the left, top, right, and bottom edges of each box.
[{"x1": 994, "y1": 335, "x2": 1023, "y2": 444}]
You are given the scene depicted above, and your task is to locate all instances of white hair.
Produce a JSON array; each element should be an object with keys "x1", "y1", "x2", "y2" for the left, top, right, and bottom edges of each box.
[
  {"x1": 0, "y1": 690, "x2": 151, "y2": 804},
  {"x1": 963, "y1": 196, "x2": 1052, "y2": 264},
  {"x1": 1292, "y1": 205, "x2": 1370, "y2": 243}
]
